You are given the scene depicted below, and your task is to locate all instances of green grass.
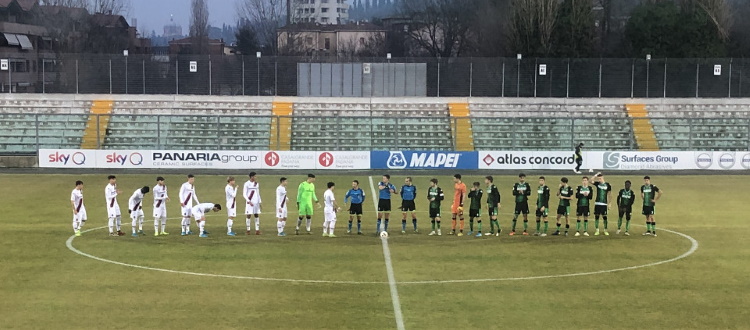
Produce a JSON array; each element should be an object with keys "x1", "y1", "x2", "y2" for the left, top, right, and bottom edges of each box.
[{"x1": 1, "y1": 173, "x2": 748, "y2": 329}]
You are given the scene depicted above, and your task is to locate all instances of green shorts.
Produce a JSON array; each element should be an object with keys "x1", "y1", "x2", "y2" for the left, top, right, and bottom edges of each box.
[{"x1": 299, "y1": 203, "x2": 314, "y2": 216}]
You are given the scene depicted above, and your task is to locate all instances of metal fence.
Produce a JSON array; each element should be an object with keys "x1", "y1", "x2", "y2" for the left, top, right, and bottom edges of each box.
[{"x1": 4, "y1": 54, "x2": 750, "y2": 98}]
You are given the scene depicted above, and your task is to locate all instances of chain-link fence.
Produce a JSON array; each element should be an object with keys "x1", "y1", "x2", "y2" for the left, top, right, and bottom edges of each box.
[{"x1": 3, "y1": 54, "x2": 750, "y2": 97}]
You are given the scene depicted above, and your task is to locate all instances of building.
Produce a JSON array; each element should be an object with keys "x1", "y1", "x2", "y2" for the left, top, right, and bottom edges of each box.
[
  {"x1": 288, "y1": 0, "x2": 349, "y2": 25},
  {"x1": 0, "y1": 0, "x2": 53, "y2": 92},
  {"x1": 163, "y1": 15, "x2": 182, "y2": 39},
  {"x1": 90, "y1": 13, "x2": 151, "y2": 54},
  {"x1": 277, "y1": 22, "x2": 386, "y2": 56},
  {"x1": 168, "y1": 36, "x2": 225, "y2": 55}
]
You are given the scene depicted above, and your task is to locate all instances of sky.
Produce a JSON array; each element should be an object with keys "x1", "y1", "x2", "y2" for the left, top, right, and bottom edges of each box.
[{"x1": 128, "y1": 0, "x2": 238, "y2": 35}]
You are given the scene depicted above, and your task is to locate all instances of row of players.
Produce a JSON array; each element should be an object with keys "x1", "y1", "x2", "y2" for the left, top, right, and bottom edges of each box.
[{"x1": 68, "y1": 172, "x2": 663, "y2": 238}]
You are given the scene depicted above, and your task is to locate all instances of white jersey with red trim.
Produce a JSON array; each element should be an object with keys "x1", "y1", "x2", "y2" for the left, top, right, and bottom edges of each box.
[
  {"x1": 128, "y1": 189, "x2": 145, "y2": 211},
  {"x1": 105, "y1": 183, "x2": 118, "y2": 209},
  {"x1": 226, "y1": 184, "x2": 238, "y2": 209},
  {"x1": 153, "y1": 184, "x2": 168, "y2": 208},
  {"x1": 179, "y1": 182, "x2": 199, "y2": 206},
  {"x1": 243, "y1": 180, "x2": 261, "y2": 205},
  {"x1": 276, "y1": 185, "x2": 288, "y2": 211},
  {"x1": 71, "y1": 189, "x2": 84, "y2": 212}
]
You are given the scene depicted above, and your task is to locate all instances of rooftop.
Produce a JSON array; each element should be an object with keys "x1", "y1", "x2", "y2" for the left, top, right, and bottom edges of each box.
[{"x1": 278, "y1": 22, "x2": 387, "y2": 32}]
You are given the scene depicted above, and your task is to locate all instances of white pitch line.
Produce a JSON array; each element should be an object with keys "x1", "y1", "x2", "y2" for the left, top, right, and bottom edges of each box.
[{"x1": 369, "y1": 175, "x2": 406, "y2": 330}]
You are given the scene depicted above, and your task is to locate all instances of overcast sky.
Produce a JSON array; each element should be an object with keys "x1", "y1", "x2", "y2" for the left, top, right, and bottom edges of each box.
[{"x1": 128, "y1": 0, "x2": 238, "y2": 35}]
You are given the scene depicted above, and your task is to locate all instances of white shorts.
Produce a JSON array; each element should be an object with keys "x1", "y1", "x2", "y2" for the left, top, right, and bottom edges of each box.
[
  {"x1": 153, "y1": 206, "x2": 167, "y2": 219},
  {"x1": 107, "y1": 205, "x2": 121, "y2": 218},
  {"x1": 276, "y1": 207, "x2": 288, "y2": 219},
  {"x1": 245, "y1": 203, "x2": 261, "y2": 215},
  {"x1": 324, "y1": 208, "x2": 337, "y2": 222},
  {"x1": 130, "y1": 209, "x2": 144, "y2": 220},
  {"x1": 181, "y1": 204, "x2": 192, "y2": 217},
  {"x1": 192, "y1": 209, "x2": 205, "y2": 221},
  {"x1": 73, "y1": 207, "x2": 87, "y2": 222},
  {"x1": 227, "y1": 206, "x2": 237, "y2": 217}
]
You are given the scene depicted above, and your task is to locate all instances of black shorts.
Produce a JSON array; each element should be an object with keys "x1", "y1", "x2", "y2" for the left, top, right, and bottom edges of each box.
[
  {"x1": 401, "y1": 200, "x2": 416, "y2": 212},
  {"x1": 576, "y1": 205, "x2": 590, "y2": 217},
  {"x1": 378, "y1": 199, "x2": 391, "y2": 212},
  {"x1": 469, "y1": 208, "x2": 480, "y2": 218},
  {"x1": 535, "y1": 207, "x2": 549, "y2": 217},
  {"x1": 594, "y1": 205, "x2": 608, "y2": 216},
  {"x1": 557, "y1": 205, "x2": 570, "y2": 216},
  {"x1": 514, "y1": 203, "x2": 529, "y2": 215},
  {"x1": 429, "y1": 207, "x2": 441, "y2": 219},
  {"x1": 349, "y1": 203, "x2": 363, "y2": 215},
  {"x1": 487, "y1": 206, "x2": 498, "y2": 217},
  {"x1": 618, "y1": 205, "x2": 632, "y2": 216},
  {"x1": 642, "y1": 205, "x2": 655, "y2": 216}
]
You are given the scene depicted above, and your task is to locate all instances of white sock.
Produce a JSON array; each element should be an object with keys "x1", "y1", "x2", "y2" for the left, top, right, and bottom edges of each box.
[
  {"x1": 255, "y1": 218, "x2": 260, "y2": 231},
  {"x1": 79, "y1": 220, "x2": 85, "y2": 230},
  {"x1": 161, "y1": 219, "x2": 167, "y2": 232},
  {"x1": 306, "y1": 218, "x2": 311, "y2": 231},
  {"x1": 246, "y1": 218, "x2": 252, "y2": 231},
  {"x1": 296, "y1": 218, "x2": 302, "y2": 230},
  {"x1": 227, "y1": 219, "x2": 233, "y2": 233},
  {"x1": 131, "y1": 218, "x2": 137, "y2": 234},
  {"x1": 138, "y1": 217, "x2": 143, "y2": 231},
  {"x1": 108, "y1": 218, "x2": 114, "y2": 233},
  {"x1": 72, "y1": 220, "x2": 78, "y2": 232},
  {"x1": 323, "y1": 220, "x2": 329, "y2": 234},
  {"x1": 199, "y1": 220, "x2": 205, "y2": 234},
  {"x1": 277, "y1": 220, "x2": 283, "y2": 233},
  {"x1": 116, "y1": 216, "x2": 122, "y2": 231},
  {"x1": 329, "y1": 219, "x2": 336, "y2": 235}
]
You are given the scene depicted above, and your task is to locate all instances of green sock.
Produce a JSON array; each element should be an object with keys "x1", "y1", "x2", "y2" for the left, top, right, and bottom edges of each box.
[
  {"x1": 535, "y1": 221, "x2": 541, "y2": 232},
  {"x1": 493, "y1": 220, "x2": 500, "y2": 232},
  {"x1": 556, "y1": 223, "x2": 561, "y2": 232},
  {"x1": 584, "y1": 221, "x2": 589, "y2": 231},
  {"x1": 437, "y1": 222, "x2": 441, "y2": 229},
  {"x1": 512, "y1": 220, "x2": 517, "y2": 231},
  {"x1": 603, "y1": 219, "x2": 608, "y2": 229},
  {"x1": 432, "y1": 221, "x2": 436, "y2": 230},
  {"x1": 595, "y1": 219, "x2": 599, "y2": 229},
  {"x1": 477, "y1": 222, "x2": 482, "y2": 233},
  {"x1": 470, "y1": 220, "x2": 474, "y2": 232},
  {"x1": 543, "y1": 222, "x2": 548, "y2": 233},
  {"x1": 523, "y1": 221, "x2": 528, "y2": 231},
  {"x1": 648, "y1": 223, "x2": 653, "y2": 232},
  {"x1": 625, "y1": 220, "x2": 630, "y2": 232},
  {"x1": 576, "y1": 221, "x2": 581, "y2": 231},
  {"x1": 617, "y1": 217, "x2": 622, "y2": 229},
  {"x1": 490, "y1": 220, "x2": 495, "y2": 233}
]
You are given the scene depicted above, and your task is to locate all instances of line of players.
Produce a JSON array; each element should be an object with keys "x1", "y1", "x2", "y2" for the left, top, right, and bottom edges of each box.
[{"x1": 68, "y1": 172, "x2": 662, "y2": 239}]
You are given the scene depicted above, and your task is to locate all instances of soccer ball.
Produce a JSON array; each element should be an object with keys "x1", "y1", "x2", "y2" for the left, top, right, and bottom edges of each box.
[{"x1": 380, "y1": 231, "x2": 389, "y2": 238}]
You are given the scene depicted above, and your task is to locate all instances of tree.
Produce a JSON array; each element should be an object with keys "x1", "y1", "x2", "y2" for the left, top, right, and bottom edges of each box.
[
  {"x1": 190, "y1": 0, "x2": 210, "y2": 54},
  {"x1": 554, "y1": 0, "x2": 595, "y2": 57},
  {"x1": 399, "y1": 0, "x2": 477, "y2": 57},
  {"x1": 90, "y1": 0, "x2": 129, "y2": 14},
  {"x1": 508, "y1": 0, "x2": 560, "y2": 57},
  {"x1": 235, "y1": 25, "x2": 264, "y2": 55}
]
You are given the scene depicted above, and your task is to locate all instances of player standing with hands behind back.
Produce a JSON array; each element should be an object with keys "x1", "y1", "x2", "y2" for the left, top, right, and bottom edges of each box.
[
  {"x1": 400, "y1": 177, "x2": 418, "y2": 234},
  {"x1": 450, "y1": 174, "x2": 467, "y2": 236},
  {"x1": 641, "y1": 176, "x2": 662, "y2": 237},
  {"x1": 377, "y1": 175, "x2": 397, "y2": 234},
  {"x1": 71, "y1": 180, "x2": 86, "y2": 237},
  {"x1": 617, "y1": 180, "x2": 635, "y2": 236},
  {"x1": 510, "y1": 173, "x2": 532, "y2": 236}
]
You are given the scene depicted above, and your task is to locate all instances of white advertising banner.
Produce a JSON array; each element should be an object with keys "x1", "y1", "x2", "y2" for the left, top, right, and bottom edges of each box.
[
  {"x1": 39, "y1": 149, "x2": 99, "y2": 168},
  {"x1": 314, "y1": 151, "x2": 370, "y2": 170},
  {"x1": 149, "y1": 150, "x2": 263, "y2": 169},
  {"x1": 587, "y1": 151, "x2": 695, "y2": 171},
  {"x1": 478, "y1": 151, "x2": 577, "y2": 170},
  {"x1": 260, "y1": 151, "x2": 317, "y2": 169}
]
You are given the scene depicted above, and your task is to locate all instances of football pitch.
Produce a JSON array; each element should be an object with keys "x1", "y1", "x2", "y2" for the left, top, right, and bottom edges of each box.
[{"x1": 1, "y1": 172, "x2": 748, "y2": 330}]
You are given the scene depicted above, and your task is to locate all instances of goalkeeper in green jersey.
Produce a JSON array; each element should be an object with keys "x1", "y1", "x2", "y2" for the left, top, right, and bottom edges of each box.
[{"x1": 296, "y1": 174, "x2": 320, "y2": 235}]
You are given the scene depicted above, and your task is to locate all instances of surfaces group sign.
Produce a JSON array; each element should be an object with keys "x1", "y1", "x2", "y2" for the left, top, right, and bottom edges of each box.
[
  {"x1": 371, "y1": 151, "x2": 477, "y2": 169},
  {"x1": 596, "y1": 151, "x2": 690, "y2": 170}
]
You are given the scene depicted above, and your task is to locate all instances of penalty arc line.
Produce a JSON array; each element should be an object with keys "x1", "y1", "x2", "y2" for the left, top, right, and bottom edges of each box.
[{"x1": 369, "y1": 175, "x2": 406, "y2": 330}]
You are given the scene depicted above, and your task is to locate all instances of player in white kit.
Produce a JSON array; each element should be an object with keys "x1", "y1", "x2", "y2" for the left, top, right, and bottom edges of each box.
[
  {"x1": 244, "y1": 172, "x2": 262, "y2": 235},
  {"x1": 226, "y1": 176, "x2": 239, "y2": 236},
  {"x1": 70, "y1": 180, "x2": 86, "y2": 237},
  {"x1": 192, "y1": 202, "x2": 221, "y2": 237},
  {"x1": 276, "y1": 177, "x2": 289, "y2": 237},
  {"x1": 152, "y1": 176, "x2": 170, "y2": 236},
  {"x1": 128, "y1": 186, "x2": 150, "y2": 237},
  {"x1": 179, "y1": 174, "x2": 200, "y2": 236},
  {"x1": 105, "y1": 175, "x2": 124, "y2": 237},
  {"x1": 322, "y1": 182, "x2": 341, "y2": 238}
]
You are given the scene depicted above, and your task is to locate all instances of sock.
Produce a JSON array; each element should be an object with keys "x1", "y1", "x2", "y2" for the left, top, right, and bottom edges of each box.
[
  {"x1": 277, "y1": 220, "x2": 283, "y2": 233},
  {"x1": 625, "y1": 220, "x2": 630, "y2": 232},
  {"x1": 138, "y1": 217, "x2": 143, "y2": 231},
  {"x1": 384, "y1": 219, "x2": 389, "y2": 231},
  {"x1": 348, "y1": 221, "x2": 353, "y2": 231},
  {"x1": 412, "y1": 219, "x2": 417, "y2": 230},
  {"x1": 652, "y1": 222, "x2": 656, "y2": 233},
  {"x1": 584, "y1": 220, "x2": 589, "y2": 231},
  {"x1": 576, "y1": 220, "x2": 581, "y2": 231},
  {"x1": 618, "y1": 216, "x2": 623, "y2": 229},
  {"x1": 477, "y1": 221, "x2": 482, "y2": 233},
  {"x1": 490, "y1": 220, "x2": 495, "y2": 233},
  {"x1": 79, "y1": 220, "x2": 85, "y2": 230},
  {"x1": 402, "y1": 220, "x2": 407, "y2": 231},
  {"x1": 565, "y1": 224, "x2": 570, "y2": 232},
  {"x1": 523, "y1": 220, "x2": 528, "y2": 231},
  {"x1": 116, "y1": 216, "x2": 122, "y2": 231},
  {"x1": 595, "y1": 218, "x2": 600, "y2": 229},
  {"x1": 357, "y1": 219, "x2": 362, "y2": 232},
  {"x1": 161, "y1": 219, "x2": 166, "y2": 232},
  {"x1": 512, "y1": 220, "x2": 517, "y2": 231},
  {"x1": 306, "y1": 217, "x2": 311, "y2": 231},
  {"x1": 431, "y1": 220, "x2": 436, "y2": 230},
  {"x1": 451, "y1": 219, "x2": 457, "y2": 231},
  {"x1": 329, "y1": 219, "x2": 336, "y2": 235},
  {"x1": 246, "y1": 218, "x2": 252, "y2": 231},
  {"x1": 199, "y1": 220, "x2": 205, "y2": 234},
  {"x1": 227, "y1": 219, "x2": 233, "y2": 233},
  {"x1": 323, "y1": 220, "x2": 330, "y2": 234},
  {"x1": 543, "y1": 221, "x2": 548, "y2": 233},
  {"x1": 535, "y1": 220, "x2": 541, "y2": 232},
  {"x1": 255, "y1": 218, "x2": 260, "y2": 231},
  {"x1": 556, "y1": 223, "x2": 561, "y2": 232},
  {"x1": 646, "y1": 221, "x2": 650, "y2": 232},
  {"x1": 296, "y1": 217, "x2": 303, "y2": 230},
  {"x1": 131, "y1": 218, "x2": 137, "y2": 233},
  {"x1": 377, "y1": 218, "x2": 382, "y2": 232},
  {"x1": 603, "y1": 216, "x2": 608, "y2": 230},
  {"x1": 280, "y1": 220, "x2": 286, "y2": 233},
  {"x1": 154, "y1": 219, "x2": 160, "y2": 234},
  {"x1": 108, "y1": 218, "x2": 114, "y2": 233},
  {"x1": 493, "y1": 220, "x2": 500, "y2": 232},
  {"x1": 436, "y1": 221, "x2": 441, "y2": 229},
  {"x1": 469, "y1": 220, "x2": 474, "y2": 232},
  {"x1": 459, "y1": 219, "x2": 465, "y2": 232}
]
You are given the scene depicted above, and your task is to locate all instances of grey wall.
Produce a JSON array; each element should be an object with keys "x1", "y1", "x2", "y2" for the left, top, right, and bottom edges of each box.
[{"x1": 298, "y1": 63, "x2": 426, "y2": 97}]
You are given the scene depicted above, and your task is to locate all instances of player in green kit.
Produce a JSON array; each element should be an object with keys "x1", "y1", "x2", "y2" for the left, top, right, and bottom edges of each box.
[
  {"x1": 574, "y1": 176, "x2": 593, "y2": 237},
  {"x1": 484, "y1": 176, "x2": 501, "y2": 236},
  {"x1": 554, "y1": 177, "x2": 573, "y2": 236},
  {"x1": 296, "y1": 174, "x2": 320, "y2": 235},
  {"x1": 510, "y1": 173, "x2": 531, "y2": 236},
  {"x1": 427, "y1": 178, "x2": 445, "y2": 236},
  {"x1": 592, "y1": 172, "x2": 612, "y2": 236},
  {"x1": 616, "y1": 180, "x2": 635, "y2": 236},
  {"x1": 467, "y1": 182, "x2": 483, "y2": 237},
  {"x1": 641, "y1": 176, "x2": 662, "y2": 236},
  {"x1": 534, "y1": 176, "x2": 551, "y2": 236}
]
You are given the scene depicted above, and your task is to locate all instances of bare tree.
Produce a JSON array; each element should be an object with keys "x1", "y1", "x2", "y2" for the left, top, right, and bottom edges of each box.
[
  {"x1": 508, "y1": 0, "x2": 560, "y2": 56},
  {"x1": 399, "y1": 0, "x2": 477, "y2": 57},
  {"x1": 236, "y1": 0, "x2": 286, "y2": 53},
  {"x1": 90, "y1": 0, "x2": 129, "y2": 14},
  {"x1": 190, "y1": 0, "x2": 210, "y2": 54},
  {"x1": 682, "y1": 0, "x2": 732, "y2": 40}
]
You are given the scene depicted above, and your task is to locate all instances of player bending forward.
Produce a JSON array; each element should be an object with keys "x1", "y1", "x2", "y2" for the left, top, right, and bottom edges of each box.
[
  {"x1": 152, "y1": 177, "x2": 170, "y2": 236},
  {"x1": 192, "y1": 203, "x2": 221, "y2": 237},
  {"x1": 226, "y1": 177, "x2": 238, "y2": 236},
  {"x1": 276, "y1": 177, "x2": 289, "y2": 236},
  {"x1": 105, "y1": 175, "x2": 125, "y2": 237},
  {"x1": 179, "y1": 174, "x2": 200, "y2": 236},
  {"x1": 322, "y1": 182, "x2": 341, "y2": 238},
  {"x1": 128, "y1": 186, "x2": 150, "y2": 237},
  {"x1": 427, "y1": 178, "x2": 445, "y2": 236},
  {"x1": 71, "y1": 180, "x2": 86, "y2": 237}
]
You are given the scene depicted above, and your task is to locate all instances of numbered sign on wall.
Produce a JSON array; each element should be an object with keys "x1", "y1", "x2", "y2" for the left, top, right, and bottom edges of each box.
[
  {"x1": 0, "y1": 59, "x2": 8, "y2": 71},
  {"x1": 714, "y1": 65, "x2": 721, "y2": 76},
  {"x1": 189, "y1": 61, "x2": 198, "y2": 73},
  {"x1": 539, "y1": 64, "x2": 547, "y2": 76}
]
